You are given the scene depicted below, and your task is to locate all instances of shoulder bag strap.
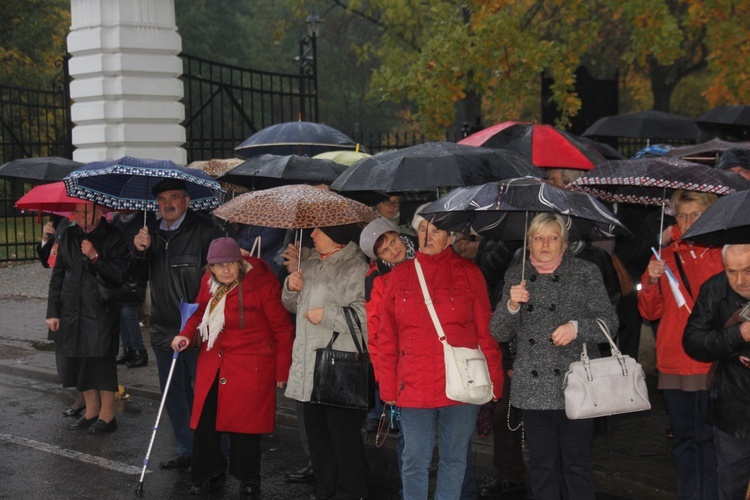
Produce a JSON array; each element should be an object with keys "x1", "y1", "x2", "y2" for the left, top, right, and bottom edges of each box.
[
  {"x1": 342, "y1": 306, "x2": 366, "y2": 355},
  {"x1": 414, "y1": 259, "x2": 448, "y2": 345},
  {"x1": 672, "y1": 252, "x2": 694, "y2": 300},
  {"x1": 595, "y1": 318, "x2": 620, "y2": 356}
]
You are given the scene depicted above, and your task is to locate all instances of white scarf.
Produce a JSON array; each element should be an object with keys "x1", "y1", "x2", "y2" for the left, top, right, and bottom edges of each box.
[{"x1": 197, "y1": 261, "x2": 251, "y2": 351}]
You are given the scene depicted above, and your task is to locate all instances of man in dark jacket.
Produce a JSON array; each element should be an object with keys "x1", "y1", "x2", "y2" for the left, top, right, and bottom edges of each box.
[
  {"x1": 684, "y1": 244, "x2": 750, "y2": 500},
  {"x1": 133, "y1": 179, "x2": 223, "y2": 469}
]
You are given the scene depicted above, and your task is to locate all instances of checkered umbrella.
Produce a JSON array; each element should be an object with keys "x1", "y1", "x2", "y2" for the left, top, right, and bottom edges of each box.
[{"x1": 64, "y1": 156, "x2": 225, "y2": 211}]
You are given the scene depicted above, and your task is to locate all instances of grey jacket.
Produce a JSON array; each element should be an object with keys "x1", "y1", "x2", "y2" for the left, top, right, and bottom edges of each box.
[
  {"x1": 491, "y1": 252, "x2": 619, "y2": 410},
  {"x1": 281, "y1": 242, "x2": 368, "y2": 402}
]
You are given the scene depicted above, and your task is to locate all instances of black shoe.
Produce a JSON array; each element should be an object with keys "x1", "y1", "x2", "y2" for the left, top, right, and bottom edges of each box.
[
  {"x1": 68, "y1": 415, "x2": 99, "y2": 430},
  {"x1": 62, "y1": 405, "x2": 86, "y2": 417},
  {"x1": 116, "y1": 347, "x2": 134, "y2": 365},
  {"x1": 89, "y1": 418, "x2": 117, "y2": 434},
  {"x1": 477, "y1": 478, "x2": 526, "y2": 498},
  {"x1": 190, "y1": 480, "x2": 211, "y2": 495},
  {"x1": 127, "y1": 349, "x2": 148, "y2": 368},
  {"x1": 240, "y1": 481, "x2": 261, "y2": 497},
  {"x1": 160, "y1": 455, "x2": 192, "y2": 469},
  {"x1": 286, "y1": 465, "x2": 315, "y2": 483}
]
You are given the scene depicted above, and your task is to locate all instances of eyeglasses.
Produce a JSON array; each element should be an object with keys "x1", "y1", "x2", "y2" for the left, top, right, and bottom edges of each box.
[
  {"x1": 380, "y1": 200, "x2": 400, "y2": 207},
  {"x1": 675, "y1": 211, "x2": 703, "y2": 222}
]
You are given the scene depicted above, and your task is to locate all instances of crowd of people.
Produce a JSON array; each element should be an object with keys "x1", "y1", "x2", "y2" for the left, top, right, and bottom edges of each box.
[{"x1": 39, "y1": 148, "x2": 750, "y2": 500}]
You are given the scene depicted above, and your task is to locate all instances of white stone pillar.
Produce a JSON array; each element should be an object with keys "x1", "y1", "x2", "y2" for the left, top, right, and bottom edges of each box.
[{"x1": 67, "y1": 0, "x2": 187, "y2": 164}]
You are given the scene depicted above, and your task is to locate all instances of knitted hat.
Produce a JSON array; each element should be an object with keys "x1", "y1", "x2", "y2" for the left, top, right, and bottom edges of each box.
[
  {"x1": 319, "y1": 224, "x2": 361, "y2": 246},
  {"x1": 152, "y1": 178, "x2": 188, "y2": 196},
  {"x1": 207, "y1": 237, "x2": 242, "y2": 264},
  {"x1": 411, "y1": 202, "x2": 432, "y2": 232},
  {"x1": 359, "y1": 218, "x2": 399, "y2": 260}
]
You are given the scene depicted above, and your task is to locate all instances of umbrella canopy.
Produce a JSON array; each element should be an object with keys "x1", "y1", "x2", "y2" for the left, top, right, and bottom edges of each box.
[
  {"x1": 582, "y1": 110, "x2": 699, "y2": 141},
  {"x1": 664, "y1": 138, "x2": 750, "y2": 165},
  {"x1": 681, "y1": 190, "x2": 750, "y2": 244},
  {"x1": 419, "y1": 176, "x2": 627, "y2": 242},
  {"x1": 15, "y1": 181, "x2": 92, "y2": 215},
  {"x1": 186, "y1": 158, "x2": 247, "y2": 194},
  {"x1": 0, "y1": 157, "x2": 82, "y2": 182},
  {"x1": 696, "y1": 105, "x2": 750, "y2": 127},
  {"x1": 458, "y1": 122, "x2": 605, "y2": 170},
  {"x1": 330, "y1": 141, "x2": 543, "y2": 193},
  {"x1": 567, "y1": 157, "x2": 750, "y2": 206},
  {"x1": 313, "y1": 150, "x2": 372, "y2": 166},
  {"x1": 219, "y1": 154, "x2": 348, "y2": 190},
  {"x1": 574, "y1": 136, "x2": 625, "y2": 160},
  {"x1": 64, "y1": 156, "x2": 226, "y2": 211},
  {"x1": 212, "y1": 184, "x2": 377, "y2": 229},
  {"x1": 234, "y1": 121, "x2": 359, "y2": 159}
]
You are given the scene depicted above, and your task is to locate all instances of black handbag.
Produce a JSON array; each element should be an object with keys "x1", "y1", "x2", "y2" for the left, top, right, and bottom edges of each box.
[
  {"x1": 97, "y1": 273, "x2": 146, "y2": 305},
  {"x1": 311, "y1": 306, "x2": 370, "y2": 410}
]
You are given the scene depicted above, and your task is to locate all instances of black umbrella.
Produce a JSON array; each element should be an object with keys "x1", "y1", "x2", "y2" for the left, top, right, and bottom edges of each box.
[
  {"x1": 0, "y1": 156, "x2": 82, "y2": 182},
  {"x1": 681, "y1": 190, "x2": 750, "y2": 244},
  {"x1": 329, "y1": 141, "x2": 544, "y2": 193},
  {"x1": 696, "y1": 105, "x2": 750, "y2": 127},
  {"x1": 234, "y1": 121, "x2": 359, "y2": 159},
  {"x1": 582, "y1": 110, "x2": 699, "y2": 141},
  {"x1": 664, "y1": 138, "x2": 750, "y2": 165},
  {"x1": 218, "y1": 154, "x2": 349, "y2": 190}
]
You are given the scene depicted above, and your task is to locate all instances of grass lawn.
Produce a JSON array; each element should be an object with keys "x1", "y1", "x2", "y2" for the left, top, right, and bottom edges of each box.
[{"x1": 0, "y1": 215, "x2": 44, "y2": 262}]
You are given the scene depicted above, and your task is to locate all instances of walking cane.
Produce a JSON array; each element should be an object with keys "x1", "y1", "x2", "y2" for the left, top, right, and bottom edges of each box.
[{"x1": 135, "y1": 340, "x2": 186, "y2": 496}]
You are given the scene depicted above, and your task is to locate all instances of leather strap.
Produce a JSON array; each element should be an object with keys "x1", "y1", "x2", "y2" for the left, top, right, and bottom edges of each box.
[
  {"x1": 414, "y1": 258, "x2": 449, "y2": 345},
  {"x1": 673, "y1": 253, "x2": 694, "y2": 300}
]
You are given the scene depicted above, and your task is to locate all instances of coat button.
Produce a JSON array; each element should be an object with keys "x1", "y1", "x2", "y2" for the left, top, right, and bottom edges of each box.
[
  {"x1": 531, "y1": 370, "x2": 538, "y2": 377},
  {"x1": 529, "y1": 275, "x2": 537, "y2": 282},
  {"x1": 552, "y1": 274, "x2": 560, "y2": 282},
  {"x1": 553, "y1": 369, "x2": 561, "y2": 376},
  {"x1": 549, "y1": 304, "x2": 556, "y2": 311},
  {"x1": 529, "y1": 338, "x2": 536, "y2": 346},
  {"x1": 218, "y1": 351, "x2": 223, "y2": 357},
  {"x1": 220, "y1": 378, "x2": 227, "y2": 385},
  {"x1": 526, "y1": 304, "x2": 534, "y2": 312}
]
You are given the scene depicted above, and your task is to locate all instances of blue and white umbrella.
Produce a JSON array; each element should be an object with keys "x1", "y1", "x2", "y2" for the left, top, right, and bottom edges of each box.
[{"x1": 64, "y1": 156, "x2": 225, "y2": 211}]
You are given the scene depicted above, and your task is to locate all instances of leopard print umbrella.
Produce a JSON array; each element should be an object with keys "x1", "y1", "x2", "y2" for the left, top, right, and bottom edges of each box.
[{"x1": 212, "y1": 184, "x2": 377, "y2": 228}]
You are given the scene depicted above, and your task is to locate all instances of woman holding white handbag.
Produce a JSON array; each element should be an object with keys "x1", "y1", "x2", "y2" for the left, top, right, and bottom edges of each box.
[{"x1": 490, "y1": 213, "x2": 618, "y2": 500}]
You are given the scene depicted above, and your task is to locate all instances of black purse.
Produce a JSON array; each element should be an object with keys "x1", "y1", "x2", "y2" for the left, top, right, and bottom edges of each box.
[{"x1": 311, "y1": 306, "x2": 370, "y2": 410}]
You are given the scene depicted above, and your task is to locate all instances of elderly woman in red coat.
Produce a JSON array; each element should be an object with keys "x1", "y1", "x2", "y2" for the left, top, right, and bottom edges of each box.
[{"x1": 173, "y1": 237, "x2": 294, "y2": 498}]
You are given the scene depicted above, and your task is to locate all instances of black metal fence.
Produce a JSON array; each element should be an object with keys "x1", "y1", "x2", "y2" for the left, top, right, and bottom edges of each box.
[{"x1": 351, "y1": 129, "x2": 465, "y2": 155}]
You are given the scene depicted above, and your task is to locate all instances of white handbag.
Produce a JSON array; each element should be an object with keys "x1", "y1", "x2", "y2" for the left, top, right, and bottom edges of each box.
[
  {"x1": 414, "y1": 259, "x2": 493, "y2": 405},
  {"x1": 562, "y1": 318, "x2": 651, "y2": 419}
]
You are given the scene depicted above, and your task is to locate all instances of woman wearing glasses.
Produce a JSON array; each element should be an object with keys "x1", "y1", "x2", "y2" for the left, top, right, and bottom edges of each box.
[
  {"x1": 638, "y1": 189, "x2": 724, "y2": 499},
  {"x1": 375, "y1": 195, "x2": 416, "y2": 236}
]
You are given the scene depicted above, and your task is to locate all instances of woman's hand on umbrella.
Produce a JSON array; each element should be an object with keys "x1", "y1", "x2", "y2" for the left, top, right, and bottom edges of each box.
[
  {"x1": 647, "y1": 260, "x2": 666, "y2": 285},
  {"x1": 551, "y1": 322, "x2": 577, "y2": 346},
  {"x1": 287, "y1": 270, "x2": 304, "y2": 292},
  {"x1": 303, "y1": 307, "x2": 324, "y2": 325},
  {"x1": 81, "y1": 239, "x2": 97, "y2": 261},
  {"x1": 42, "y1": 222, "x2": 55, "y2": 243},
  {"x1": 171, "y1": 335, "x2": 190, "y2": 351},
  {"x1": 282, "y1": 242, "x2": 300, "y2": 273},
  {"x1": 508, "y1": 280, "x2": 529, "y2": 311},
  {"x1": 134, "y1": 227, "x2": 151, "y2": 251}
]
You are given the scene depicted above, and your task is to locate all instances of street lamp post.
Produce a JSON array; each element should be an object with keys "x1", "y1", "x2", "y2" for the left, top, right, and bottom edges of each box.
[{"x1": 298, "y1": 13, "x2": 321, "y2": 122}]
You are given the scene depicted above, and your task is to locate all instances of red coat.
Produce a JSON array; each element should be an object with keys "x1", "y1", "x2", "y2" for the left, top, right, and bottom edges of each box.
[
  {"x1": 638, "y1": 226, "x2": 724, "y2": 376},
  {"x1": 377, "y1": 248, "x2": 504, "y2": 408},
  {"x1": 180, "y1": 257, "x2": 294, "y2": 434}
]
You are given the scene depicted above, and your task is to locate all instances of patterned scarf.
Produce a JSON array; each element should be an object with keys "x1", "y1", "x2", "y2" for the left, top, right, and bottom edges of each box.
[{"x1": 198, "y1": 278, "x2": 239, "y2": 351}]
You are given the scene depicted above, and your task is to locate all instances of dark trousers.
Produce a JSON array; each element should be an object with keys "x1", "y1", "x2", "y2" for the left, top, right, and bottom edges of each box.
[
  {"x1": 493, "y1": 379, "x2": 527, "y2": 482},
  {"x1": 714, "y1": 426, "x2": 750, "y2": 500},
  {"x1": 191, "y1": 377, "x2": 261, "y2": 484},
  {"x1": 523, "y1": 409, "x2": 595, "y2": 500},
  {"x1": 303, "y1": 402, "x2": 368, "y2": 500},
  {"x1": 616, "y1": 292, "x2": 641, "y2": 360},
  {"x1": 663, "y1": 389, "x2": 718, "y2": 500},
  {"x1": 153, "y1": 347, "x2": 199, "y2": 457}
]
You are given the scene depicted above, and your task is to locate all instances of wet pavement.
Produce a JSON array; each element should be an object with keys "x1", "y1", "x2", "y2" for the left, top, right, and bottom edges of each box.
[{"x1": 0, "y1": 262, "x2": 678, "y2": 499}]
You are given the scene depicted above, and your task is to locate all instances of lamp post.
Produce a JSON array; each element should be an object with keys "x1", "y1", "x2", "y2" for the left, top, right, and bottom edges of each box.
[{"x1": 298, "y1": 13, "x2": 321, "y2": 122}]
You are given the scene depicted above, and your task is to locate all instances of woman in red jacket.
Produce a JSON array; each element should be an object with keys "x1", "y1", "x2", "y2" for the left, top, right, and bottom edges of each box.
[
  {"x1": 172, "y1": 238, "x2": 294, "y2": 498},
  {"x1": 638, "y1": 190, "x2": 723, "y2": 500}
]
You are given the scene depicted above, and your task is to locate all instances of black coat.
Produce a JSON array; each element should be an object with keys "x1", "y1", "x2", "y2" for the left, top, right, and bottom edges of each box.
[
  {"x1": 46, "y1": 218, "x2": 128, "y2": 357},
  {"x1": 132, "y1": 210, "x2": 223, "y2": 349},
  {"x1": 683, "y1": 272, "x2": 750, "y2": 438}
]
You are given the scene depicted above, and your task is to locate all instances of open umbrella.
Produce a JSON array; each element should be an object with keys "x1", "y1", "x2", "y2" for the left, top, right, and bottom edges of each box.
[
  {"x1": 681, "y1": 190, "x2": 750, "y2": 245},
  {"x1": 63, "y1": 156, "x2": 226, "y2": 212},
  {"x1": 313, "y1": 150, "x2": 372, "y2": 166},
  {"x1": 211, "y1": 184, "x2": 377, "y2": 229},
  {"x1": 0, "y1": 156, "x2": 82, "y2": 182},
  {"x1": 582, "y1": 110, "x2": 699, "y2": 141},
  {"x1": 458, "y1": 122, "x2": 605, "y2": 170},
  {"x1": 234, "y1": 121, "x2": 360, "y2": 159},
  {"x1": 696, "y1": 105, "x2": 750, "y2": 140},
  {"x1": 219, "y1": 154, "x2": 348, "y2": 190},
  {"x1": 15, "y1": 181, "x2": 92, "y2": 216},
  {"x1": 330, "y1": 141, "x2": 543, "y2": 193},
  {"x1": 186, "y1": 158, "x2": 247, "y2": 194},
  {"x1": 664, "y1": 138, "x2": 750, "y2": 165}
]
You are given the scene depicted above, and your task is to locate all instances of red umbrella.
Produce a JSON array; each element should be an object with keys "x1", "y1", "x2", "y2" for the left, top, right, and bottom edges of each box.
[
  {"x1": 459, "y1": 121, "x2": 605, "y2": 170},
  {"x1": 15, "y1": 181, "x2": 92, "y2": 218}
]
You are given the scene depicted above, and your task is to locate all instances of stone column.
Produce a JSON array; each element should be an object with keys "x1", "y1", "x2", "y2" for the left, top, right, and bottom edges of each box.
[{"x1": 67, "y1": 0, "x2": 186, "y2": 164}]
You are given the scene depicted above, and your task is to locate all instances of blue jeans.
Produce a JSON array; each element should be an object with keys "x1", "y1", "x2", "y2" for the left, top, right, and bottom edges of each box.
[
  {"x1": 663, "y1": 389, "x2": 718, "y2": 500},
  {"x1": 400, "y1": 404, "x2": 479, "y2": 500},
  {"x1": 153, "y1": 347, "x2": 199, "y2": 457},
  {"x1": 119, "y1": 304, "x2": 144, "y2": 350},
  {"x1": 714, "y1": 426, "x2": 750, "y2": 500}
]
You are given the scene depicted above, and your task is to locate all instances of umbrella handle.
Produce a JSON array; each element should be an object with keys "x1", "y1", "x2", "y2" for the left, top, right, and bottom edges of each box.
[
  {"x1": 520, "y1": 211, "x2": 528, "y2": 283},
  {"x1": 296, "y1": 229, "x2": 303, "y2": 273}
]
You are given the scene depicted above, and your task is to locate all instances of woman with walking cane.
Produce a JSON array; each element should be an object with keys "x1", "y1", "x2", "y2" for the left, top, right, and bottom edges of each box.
[{"x1": 172, "y1": 237, "x2": 294, "y2": 498}]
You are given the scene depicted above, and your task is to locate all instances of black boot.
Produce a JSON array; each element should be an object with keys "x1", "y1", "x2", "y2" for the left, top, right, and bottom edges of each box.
[
  {"x1": 127, "y1": 348, "x2": 148, "y2": 368},
  {"x1": 116, "y1": 346, "x2": 133, "y2": 365}
]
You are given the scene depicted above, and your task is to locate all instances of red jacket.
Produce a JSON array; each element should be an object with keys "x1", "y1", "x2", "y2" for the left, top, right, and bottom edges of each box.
[
  {"x1": 181, "y1": 257, "x2": 294, "y2": 434},
  {"x1": 377, "y1": 247, "x2": 504, "y2": 408},
  {"x1": 638, "y1": 226, "x2": 723, "y2": 376}
]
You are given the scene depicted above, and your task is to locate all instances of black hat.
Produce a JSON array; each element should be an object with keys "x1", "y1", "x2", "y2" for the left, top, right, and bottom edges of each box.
[
  {"x1": 152, "y1": 178, "x2": 188, "y2": 196},
  {"x1": 716, "y1": 148, "x2": 750, "y2": 171},
  {"x1": 319, "y1": 223, "x2": 361, "y2": 246}
]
